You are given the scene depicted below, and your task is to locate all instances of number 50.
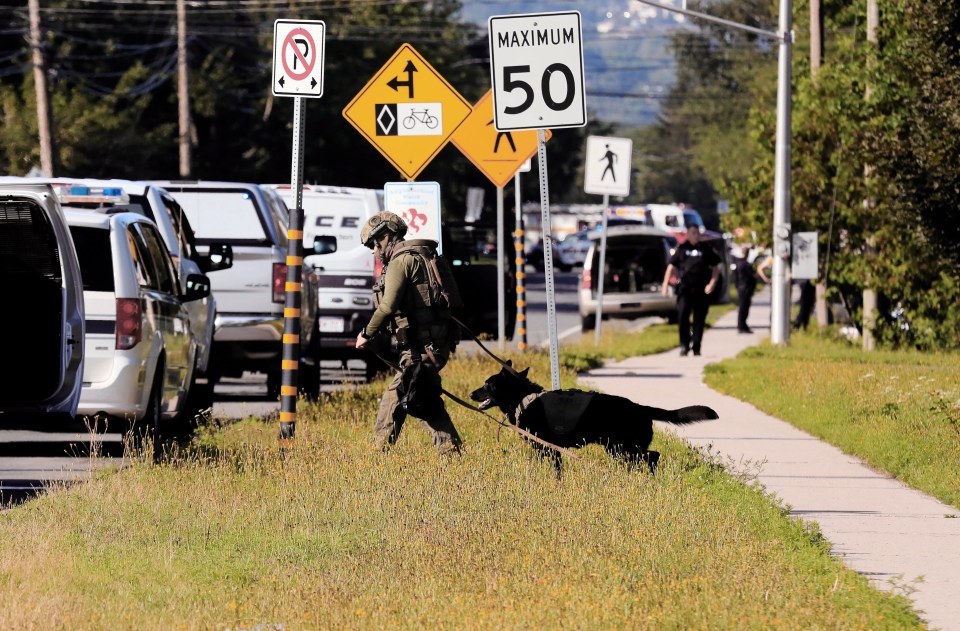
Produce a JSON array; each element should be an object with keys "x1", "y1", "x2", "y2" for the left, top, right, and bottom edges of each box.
[{"x1": 502, "y1": 64, "x2": 576, "y2": 115}]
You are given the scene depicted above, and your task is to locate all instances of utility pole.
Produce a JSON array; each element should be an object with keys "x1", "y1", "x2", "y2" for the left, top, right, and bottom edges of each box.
[
  {"x1": 28, "y1": 0, "x2": 54, "y2": 176},
  {"x1": 769, "y1": 0, "x2": 793, "y2": 346},
  {"x1": 177, "y1": 0, "x2": 192, "y2": 177},
  {"x1": 862, "y1": 0, "x2": 879, "y2": 351}
]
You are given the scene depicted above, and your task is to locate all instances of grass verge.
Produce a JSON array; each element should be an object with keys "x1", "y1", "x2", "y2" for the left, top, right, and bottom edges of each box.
[
  {"x1": 704, "y1": 331, "x2": 960, "y2": 510},
  {"x1": 0, "y1": 349, "x2": 924, "y2": 629}
]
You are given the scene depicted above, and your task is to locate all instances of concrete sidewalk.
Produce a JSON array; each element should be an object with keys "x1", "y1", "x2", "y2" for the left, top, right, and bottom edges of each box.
[{"x1": 580, "y1": 289, "x2": 960, "y2": 631}]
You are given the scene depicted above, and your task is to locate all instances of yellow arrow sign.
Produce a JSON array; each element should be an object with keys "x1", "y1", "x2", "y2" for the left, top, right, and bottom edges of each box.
[
  {"x1": 342, "y1": 43, "x2": 472, "y2": 181},
  {"x1": 452, "y1": 90, "x2": 551, "y2": 188}
]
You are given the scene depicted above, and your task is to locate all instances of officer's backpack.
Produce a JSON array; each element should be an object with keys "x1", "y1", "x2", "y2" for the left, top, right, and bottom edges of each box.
[{"x1": 392, "y1": 239, "x2": 464, "y2": 311}]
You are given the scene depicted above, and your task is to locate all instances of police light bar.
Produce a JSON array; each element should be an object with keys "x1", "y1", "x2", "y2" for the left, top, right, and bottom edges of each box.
[{"x1": 55, "y1": 184, "x2": 129, "y2": 205}]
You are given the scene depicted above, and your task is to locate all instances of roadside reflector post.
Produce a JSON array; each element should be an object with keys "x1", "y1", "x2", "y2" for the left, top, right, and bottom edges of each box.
[
  {"x1": 280, "y1": 95, "x2": 306, "y2": 440},
  {"x1": 514, "y1": 170, "x2": 526, "y2": 352}
]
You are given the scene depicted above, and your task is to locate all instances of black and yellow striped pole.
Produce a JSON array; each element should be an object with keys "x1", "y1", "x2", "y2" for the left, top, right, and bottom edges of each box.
[
  {"x1": 514, "y1": 170, "x2": 527, "y2": 351},
  {"x1": 279, "y1": 95, "x2": 307, "y2": 440}
]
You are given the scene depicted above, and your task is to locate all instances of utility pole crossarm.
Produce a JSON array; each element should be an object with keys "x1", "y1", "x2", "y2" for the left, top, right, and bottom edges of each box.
[{"x1": 632, "y1": 0, "x2": 783, "y2": 40}]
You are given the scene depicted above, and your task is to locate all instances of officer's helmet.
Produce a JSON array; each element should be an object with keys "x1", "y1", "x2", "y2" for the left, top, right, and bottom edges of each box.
[{"x1": 361, "y1": 211, "x2": 408, "y2": 249}]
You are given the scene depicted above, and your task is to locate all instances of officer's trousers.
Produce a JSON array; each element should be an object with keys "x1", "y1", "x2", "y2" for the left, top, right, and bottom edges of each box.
[
  {"x1": 676, "y1": 291, "x2": 711, "y2": 354},
  {"x1": 373, "y1": 344, "x2": 462, "y2": 454}
]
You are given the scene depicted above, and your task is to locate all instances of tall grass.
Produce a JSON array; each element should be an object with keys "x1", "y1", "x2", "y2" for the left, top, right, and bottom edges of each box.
[
  {"x1": 704, "y1": 332, "x2": 960, "y2": 509},
  {"x1": 0, "y1": 350, "x2": 923, "y2": 629}
]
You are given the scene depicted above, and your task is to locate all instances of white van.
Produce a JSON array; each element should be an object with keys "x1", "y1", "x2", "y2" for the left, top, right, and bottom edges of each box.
[
  {"x1": 0, "y1": 184, "x2": 85, "y2": 420},
  {"x1": 266, "y1": 184, "x2": 382, "y2": 379}
]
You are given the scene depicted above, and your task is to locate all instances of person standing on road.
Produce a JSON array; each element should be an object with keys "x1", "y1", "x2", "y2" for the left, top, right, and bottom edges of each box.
[
  {"x1": 661, "y1": 225, "x2": 722, "y2": 356},
  {"x1": 355, "y1": 211, "x2": 462, "y2": 456},
  {"x1": 733, "y1": 244, "x2": 763, "y2": 334}
]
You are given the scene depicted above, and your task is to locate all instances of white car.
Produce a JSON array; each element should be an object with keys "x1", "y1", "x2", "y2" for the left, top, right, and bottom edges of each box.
[
  {"x1": 64, "y1": 207, "x2": 210, "y2": 437},
  {"x1": 0, "y1": 184, "x2": 85, "y2": 420}
]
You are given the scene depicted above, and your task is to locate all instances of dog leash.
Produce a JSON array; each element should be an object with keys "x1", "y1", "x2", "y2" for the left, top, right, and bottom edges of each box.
[
  {"x1": 371, "y1": 349, "x2": 579, "y2": 460},
  {"x1": 450, "y1": 315, "x2": 521, "y2": 377}
]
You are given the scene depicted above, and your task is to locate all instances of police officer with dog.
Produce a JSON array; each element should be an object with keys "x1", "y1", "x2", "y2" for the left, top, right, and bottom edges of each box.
[{"x1": 355, "y1": 211, "x2": 463, "y2": 456}]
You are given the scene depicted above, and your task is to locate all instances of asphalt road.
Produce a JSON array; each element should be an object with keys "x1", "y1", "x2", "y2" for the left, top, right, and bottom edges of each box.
[{"x1": 0, "y1": 270, "x2": 584, "y2": 505}]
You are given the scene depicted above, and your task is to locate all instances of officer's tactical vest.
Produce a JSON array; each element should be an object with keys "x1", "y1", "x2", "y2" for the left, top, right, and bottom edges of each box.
[{"x1": 373, "y1": 239, "x2": 463, "y2": 344}]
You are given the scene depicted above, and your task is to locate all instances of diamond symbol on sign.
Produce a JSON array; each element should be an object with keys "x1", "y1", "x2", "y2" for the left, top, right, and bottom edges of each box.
[{"x1": 376, "y1": 104, "x2": 396, "y2": 135}]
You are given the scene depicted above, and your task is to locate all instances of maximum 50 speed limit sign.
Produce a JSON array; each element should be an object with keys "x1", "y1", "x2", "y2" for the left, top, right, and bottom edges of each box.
[{"x1": 488, "y1": 11, "x2": 587, "y2": 132}]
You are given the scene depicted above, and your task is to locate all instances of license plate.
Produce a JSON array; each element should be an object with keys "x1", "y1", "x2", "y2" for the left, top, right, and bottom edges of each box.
[{"x1": 319, "y1": 317, "x2": 345, "y2": 333}]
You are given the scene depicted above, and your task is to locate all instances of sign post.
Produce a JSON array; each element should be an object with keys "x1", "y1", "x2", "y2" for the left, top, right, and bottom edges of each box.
[
  {"x1": 583, "y1": 135, "x2": 633, "y2": 344},
  {"x1": 489, "y1": 10, "x2": 586, "y2": 390},
  {"x1": 272, "y1": 19, "x2": 325, "y2": 440}
]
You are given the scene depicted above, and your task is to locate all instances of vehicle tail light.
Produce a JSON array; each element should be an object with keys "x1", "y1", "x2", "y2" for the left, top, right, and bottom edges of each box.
[
  {"x1": 582, "y1": 269, "x2": 592, "y2": 290},
  {"x1": 116, "y1": 298, "x2": 142, "y2": 350},
  {"x1": 272, "y1": 262, "x2": 286, "y2": 304}
]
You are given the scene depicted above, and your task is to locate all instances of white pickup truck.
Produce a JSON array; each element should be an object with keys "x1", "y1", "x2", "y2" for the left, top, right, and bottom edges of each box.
[{"x1": 266, "y1": 184, "x2": 384, "y2": 380}]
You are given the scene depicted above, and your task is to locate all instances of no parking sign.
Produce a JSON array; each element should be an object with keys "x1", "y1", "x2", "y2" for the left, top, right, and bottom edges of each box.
[{"x1": 272, "y1": 20, "x2": 325, "y2": 97}]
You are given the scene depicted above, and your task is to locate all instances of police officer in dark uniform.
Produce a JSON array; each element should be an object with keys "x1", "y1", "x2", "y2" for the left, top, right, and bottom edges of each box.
[
  {"x1": 733, "y1": 244, "x2": 763, "y2": 334},
  {"x1": 661, "y1": 225, "x2": 722, "y2": 356},
  {"x1": 355, "y1": 211, "x2": 462, "y2": 456}
]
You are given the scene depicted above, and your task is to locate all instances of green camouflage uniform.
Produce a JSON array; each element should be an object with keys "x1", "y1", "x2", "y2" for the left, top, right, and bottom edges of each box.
[{"x1": 365, "y1": 242, "x2": 461, "y2": 454}]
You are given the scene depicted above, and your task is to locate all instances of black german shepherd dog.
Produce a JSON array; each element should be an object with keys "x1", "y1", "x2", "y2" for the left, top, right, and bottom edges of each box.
[{"x1": 469, "y1": 363, "x2": 719, "y2": 475}]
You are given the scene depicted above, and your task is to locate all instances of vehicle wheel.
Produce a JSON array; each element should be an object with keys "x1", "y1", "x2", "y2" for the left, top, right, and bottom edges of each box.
[
  {"x1": 299, "y1": 359, "x2": 320, "y2": 401},
  {"x1": 581, "y1": 313, "x2": 596, "y2": 332},
  {"x1": 180, "y1": 356, "x2": 213, "y2": 435},
  {"x1": 667, "y1": 311, "x2": 679, "y2": 325},
  {"x1": 266, "y1": 370, "x2": 282, "y2": 400},
  {"x1": 128, "y1": 363, "x2": 163, "y2": 457}
]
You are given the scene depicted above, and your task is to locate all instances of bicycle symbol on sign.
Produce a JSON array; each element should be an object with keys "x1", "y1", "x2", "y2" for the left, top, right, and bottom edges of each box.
[{"x1": 402, "y1": 109, "x2": 438, "y2": 130}]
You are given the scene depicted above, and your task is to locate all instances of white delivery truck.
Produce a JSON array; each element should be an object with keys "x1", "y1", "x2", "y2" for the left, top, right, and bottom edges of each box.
[{"x1": 266, "y1": 184, "x2": 384, "y2": 380}]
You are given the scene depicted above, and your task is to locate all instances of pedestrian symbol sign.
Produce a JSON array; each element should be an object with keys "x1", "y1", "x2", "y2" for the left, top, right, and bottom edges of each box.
[
  {"x1": 342, "y1": 43, "x2": 472, "y2": 181},
  {"x1": 452, "y1": 90, "x2": 551, "y2": 188},
  {"x1": 583, "y1": 135, "x2": 632, "y2": 197},
  {"x1": 272, "y1": 20, "x2": 325, "y2": 98}
]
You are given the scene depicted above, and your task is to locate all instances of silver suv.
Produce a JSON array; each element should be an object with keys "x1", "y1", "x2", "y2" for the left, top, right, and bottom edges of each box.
[
  {"x1": 578, "y1": 225, "x2": 678, "y2": 331},
  {"x1": 155, "y1": 181, "x2": 320, "y2": 398},
  {"x1": 0, "y1": 184, "x2": 85, "y2": 420}
]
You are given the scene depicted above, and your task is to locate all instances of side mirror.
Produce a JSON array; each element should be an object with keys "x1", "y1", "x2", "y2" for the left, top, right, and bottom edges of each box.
[
  {"x1": 202, "y1": 243, "x2": 233, "y2": 272},
  {"x1": 183, "y1": 273, "x2": 211, "y2": 302},
  {"x1": 312, "y1": 235, "x2": 337, "y2": 255}
]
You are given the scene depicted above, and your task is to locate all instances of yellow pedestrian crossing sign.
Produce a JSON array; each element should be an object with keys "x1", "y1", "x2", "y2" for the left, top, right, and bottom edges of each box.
[
  {"x1": 342, "y1": 43, "x2": 471, "y2": 181},
  {"x1": 451, "y1": 90, "x2": 550, "y2": 188}
]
